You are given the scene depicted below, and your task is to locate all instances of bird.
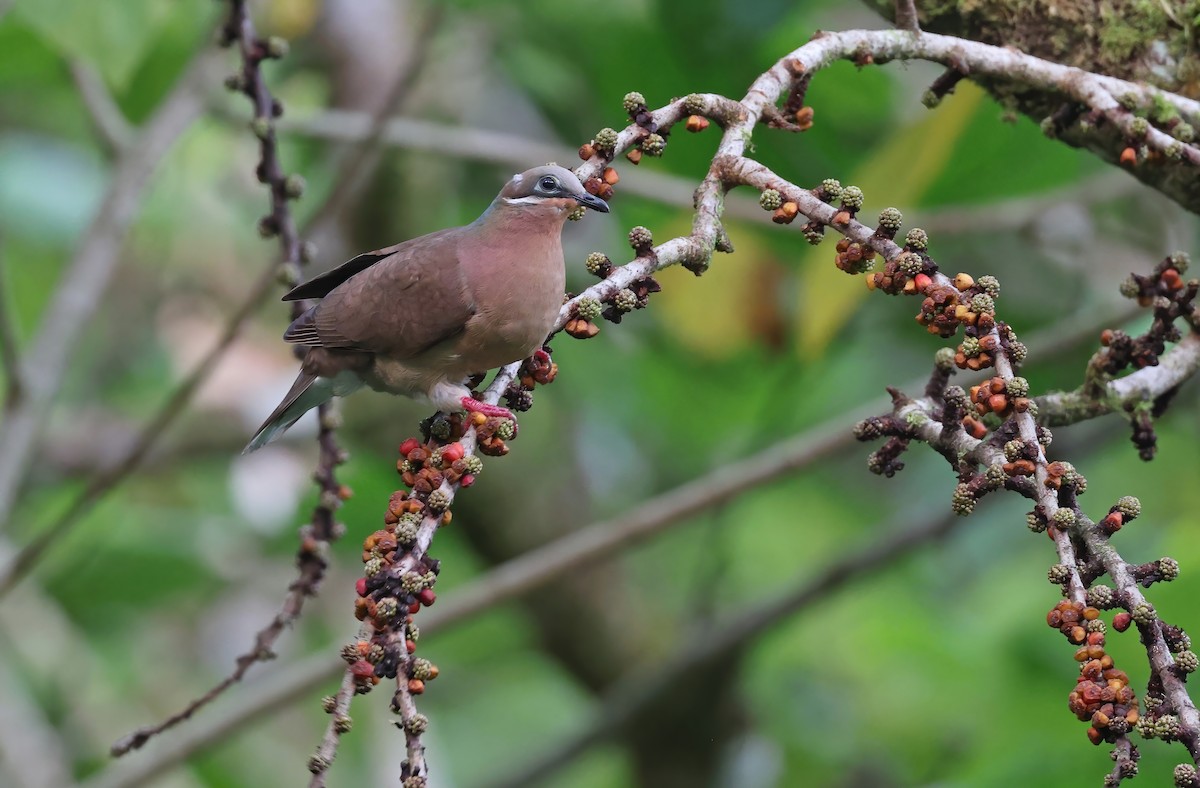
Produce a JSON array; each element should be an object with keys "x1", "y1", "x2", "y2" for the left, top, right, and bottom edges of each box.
[{"x1": 244, "y1": 164, "x2": 609, "y2": 453}]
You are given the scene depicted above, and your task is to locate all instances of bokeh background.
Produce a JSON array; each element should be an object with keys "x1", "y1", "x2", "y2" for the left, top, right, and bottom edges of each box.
[{"x1": 1, "y1": 1, "x2": 1199, "y2": 786}]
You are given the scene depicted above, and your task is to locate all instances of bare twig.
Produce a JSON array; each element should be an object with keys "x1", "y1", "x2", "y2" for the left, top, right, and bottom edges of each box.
[
  {"x1": 306, "y1": 664, "x2": 357, "y2": 786},
  {"x1": 0, "y1": 244, "x2": 22, "y2": 411},
  {"x1": 109, "y1": 1, "x2": 445, "y2": 759},
  {"x1": 68, "y1": 59, "x2": 134, "y2": 155},
  {"x1": 894, "y1": 0, "x2": 920, "y2": 32},
  {"x1": 0, "y1": 46, "x2": 219, "y2": 533}
]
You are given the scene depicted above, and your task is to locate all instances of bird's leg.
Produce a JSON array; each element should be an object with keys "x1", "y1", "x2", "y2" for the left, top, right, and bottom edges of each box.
[{"x1": 460, "y1": 396, "x2": 519, "y2": 436}]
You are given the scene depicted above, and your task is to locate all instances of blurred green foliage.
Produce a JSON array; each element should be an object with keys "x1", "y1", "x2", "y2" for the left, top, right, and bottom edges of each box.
[{"x1": 0, "y1": 1, "x2": 1197, "y2": 787}]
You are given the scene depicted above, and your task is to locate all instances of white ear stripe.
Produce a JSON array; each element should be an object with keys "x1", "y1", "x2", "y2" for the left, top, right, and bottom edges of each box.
[{"x1": 511, "y1": 173, "x2": 523, "y2": 183}]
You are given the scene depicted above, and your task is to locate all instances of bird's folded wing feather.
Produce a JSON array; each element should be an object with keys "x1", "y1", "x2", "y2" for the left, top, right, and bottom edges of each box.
[{"x1": 283, "y1": 227, "x2": 476, "y2": 359}]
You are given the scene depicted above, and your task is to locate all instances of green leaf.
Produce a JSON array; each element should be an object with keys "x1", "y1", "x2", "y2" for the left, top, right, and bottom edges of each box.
[{"x1": 13, "y1": 0, "x2": 173, "y2": 89}]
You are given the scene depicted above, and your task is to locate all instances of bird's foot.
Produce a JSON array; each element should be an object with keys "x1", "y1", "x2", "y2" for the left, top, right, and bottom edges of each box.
[{"x1": 460, "y1": 397, "x2": 519, "y2": 438}]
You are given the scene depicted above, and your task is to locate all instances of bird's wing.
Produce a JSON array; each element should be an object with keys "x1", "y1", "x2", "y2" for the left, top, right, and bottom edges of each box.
[
  {"x1": 282, "y1": 238, "x2": 417, "y2": 302},
  {"x1": 283, "y1": 227, "x2": 475, "y2": 359}
]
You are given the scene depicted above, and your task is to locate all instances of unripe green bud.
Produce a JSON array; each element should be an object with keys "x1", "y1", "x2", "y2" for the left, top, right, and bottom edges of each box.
[
  {"x1": 576, "y1": 296, "x2": 602, "y2": 322},
  {"x1": 840, "y1": 185, "x2": 864, "y2": 211},
  {"x1": 904, "y1": 227, "x2": 928, "y2": 251},
  {"x1": 594, "y1": 127, "x2": 619, "y2": 151},
  {"x1": 759, "y1": 189, "x2": 783, "y2": 210},
  {"x1": 622, "y1": 91, "x2": 646, "y2": 114},
  {"x1": 877, "y1": 207, "x2": 903, "y2": 230}
]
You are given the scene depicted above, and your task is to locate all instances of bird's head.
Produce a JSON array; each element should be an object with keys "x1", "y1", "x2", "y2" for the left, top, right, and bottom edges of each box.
[{"x1": 498, "y1": 165, "x2": 610, "y2": 215}]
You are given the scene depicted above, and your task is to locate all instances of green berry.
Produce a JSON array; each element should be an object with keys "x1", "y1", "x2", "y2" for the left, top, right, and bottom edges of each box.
[
  {"x1": 334, "y1": 714, "x2": 353, "y2": 733},
  {"x1": 1005, "y1": 376, "x2": 1029, "y2": 398},
  {"x1": 802, "y1": 224, "x2": 823, "y2": 245},
  {"x1": 1003, "y1": 439, "x2": 1024, "y2": 461},
  {"x1": 495, "y1": 419, "x2": 515, "y2": 440},
  {"x1": 404, "y1": 713, "x2": 430, "y2": 735},
  {"x1": 614, "y1": 288, "x2": 638, "y2": 312},
  {"x1": 376, "y1": 596, "x2": 400, "y2": 619},
  {"x1": 1170, "y1": 251, "x2": 1190, "y2": 273},
  {"x1": 250, "y1": 117, "x2": 271, "y2": 140},
  {"x1": 411, "y1": 658, "x2": 435, "y2": 680},
  {"x1": 877, "y1": 207, "x2": 903, "y2": 230},
  {"x1": 1047, "y1": 564, "x2": 1071, "y2": 584},
  {"x1": 1116, "y1": 496, "x2": 1141, "y2": 519},
  {"x1": 364, "y1": 557, "x2": 384, "y2": 577},
  {"x1": 462, "y1": 455, "x2": 484, "y2": 475},
  {"x1": 1007, "y1": 340, "x2": 1028, "y2": 364},
  {"x1": 683, "y1": 93, "x2": 706, "y2": 114},
  {"x1": 396, "y1": 521, "x2": 419, "y2": 546},
  {"x1": 951, "y1": 483, "x2": 975, "y2": 515},
  {"x1": 840, "y1": 185, "x2": 864, "y2": 211},
  {"x1": 1027, "y1": 510, "x2": 1047, "y2": 532},
  {"x1": 266, "y1": 36, "x2": 290, "y2": 59},
  {"x1": 1176, "y1": 650, "x2": 1198, "y2": 673},
  {"x1": 622, "y1": 91, "x2": 646, "y2": 114},
  {"x1": 641, "y1": 133, "x2": 665, "y2": 155},
  {"x1": 961, "y1": 335, "x2": 980, "y2": 357},
  {"x1": 904, "y1": 228, "x2": 928, "y2": 251},
  {"x1": 896, "y1": 251, "x2": 923, "y2": 276},
  {"x1": 629, "y1": 225, "x2": 653, "y2": 250},
  {"x1": 1174, "y1": 123, "x2": 1196, "y2": 142},
  {"x1": 934, "y1": 346, "x2": 956, "y2": 370},
  {"x1": 1132, "y1": 602, "x2": 1157, "y2": 625},
  {"x1": 1160, "y1": 557, "x2": 1181, "y2": 580},
  {"x1": 970, "y1": 293, "x2": 995, "y2": 314},
  {"x1": 818, "y1": 178, "x2": 842, "y2": 201},
  {"x1": 1086, "y1": 585, "x2": 1115, "y2": 608},
  {"x1": 594, "y1": 127, "x2": 619, "y2": 151},
  {"x1": 584, "y1": 251, "x2": 610, "y2": 275},
  {"x1": 427, "y1": 490, "x2": 451, "y2": 511},
  {"x1": 759, "y1": 189, "x2": 783, "y2": 210},
  {"x1": 1129, "y1": 117, "x2": 1149, "y2": 138},
  {"x1": 576, "y1": 296, "x2": 603, "y2": 322},
  {"x1": 977, "y1": 275, "x2": 1000, "y2": 298},
  {"x1": 1174, "y1": 763, "x2": 1198, "y2": 787},
  {"x1": 1051, "y1": 508, "x2": 1076, "y2": 528}
]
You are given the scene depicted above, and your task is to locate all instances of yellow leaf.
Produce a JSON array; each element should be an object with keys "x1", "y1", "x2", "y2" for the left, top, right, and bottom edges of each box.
[
  {"x1": 795, "y1": 82, "x2": 985, "y2": 357},
  {"x1": 654, "y1": 217, "x2": 781, "y2": 358}
]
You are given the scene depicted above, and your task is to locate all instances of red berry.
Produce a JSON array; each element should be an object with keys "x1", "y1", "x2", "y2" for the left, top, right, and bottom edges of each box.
[
  {"x1": 461, "y1": 474, "x2": 476, "y2": 488},
  {"x1": 441, "y1": 442, "x2": 465, "y2": 464},
  {"x1": 417, "y1": 588, "x2": 437, "y2": 607},
  {"x1": 350, "y1": 659, "x2": 375, "y2": 678},
  {"x1": 399, "y1": 438, "x2": 421, "y2": 456},
  {"x1": 355, "y1": 577, "x2": 368, "y2": 597}
]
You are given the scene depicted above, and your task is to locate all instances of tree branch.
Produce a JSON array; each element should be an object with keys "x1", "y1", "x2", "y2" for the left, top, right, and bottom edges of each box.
[
  {"x1": 68, "y1": 58, "x2": 134, "y2": 156},
  {"x1": 0, "y1": 46, "x2": 219, "y2": 533}
]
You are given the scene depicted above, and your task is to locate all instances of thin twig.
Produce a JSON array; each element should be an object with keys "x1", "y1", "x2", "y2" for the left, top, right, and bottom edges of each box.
[
  {"x1": 0, "y1": 244, "x2": 22, "y2": 411},
  {"x1": 109, "y1": 1, "x2": 446, "y2": 759},
  {"x1": 0, "y1": 46, "x2": 219, "y2": 533},
  {"x1": 306, "y1": 664, "x2": 357, "y2": 786},
  {"x1": 894, "y1": 0, "x2": 921, "y2": 32},
  {"x1": 68, "y1": 59, "x2": 134, "y2": 155}
]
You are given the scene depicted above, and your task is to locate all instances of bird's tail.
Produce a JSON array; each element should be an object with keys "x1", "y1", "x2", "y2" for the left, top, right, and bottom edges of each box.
[{"x1": 243, "y1": 371, "x2": 360, "y2": 453}]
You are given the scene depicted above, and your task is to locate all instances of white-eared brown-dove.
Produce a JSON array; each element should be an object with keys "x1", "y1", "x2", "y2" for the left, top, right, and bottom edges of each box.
[{"x1": 244, "y1": 165, "x2": 608, "y2": 453}]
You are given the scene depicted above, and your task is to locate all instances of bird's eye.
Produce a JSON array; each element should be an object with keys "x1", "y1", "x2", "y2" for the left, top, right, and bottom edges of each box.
[{"x1": 538, "y1": 176, "x2": 559, "y2": 192}]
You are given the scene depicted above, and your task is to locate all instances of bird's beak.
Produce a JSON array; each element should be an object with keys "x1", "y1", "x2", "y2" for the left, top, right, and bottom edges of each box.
[{"x1": 573, "y1": 192, "x2": 610, "y2": 213}]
